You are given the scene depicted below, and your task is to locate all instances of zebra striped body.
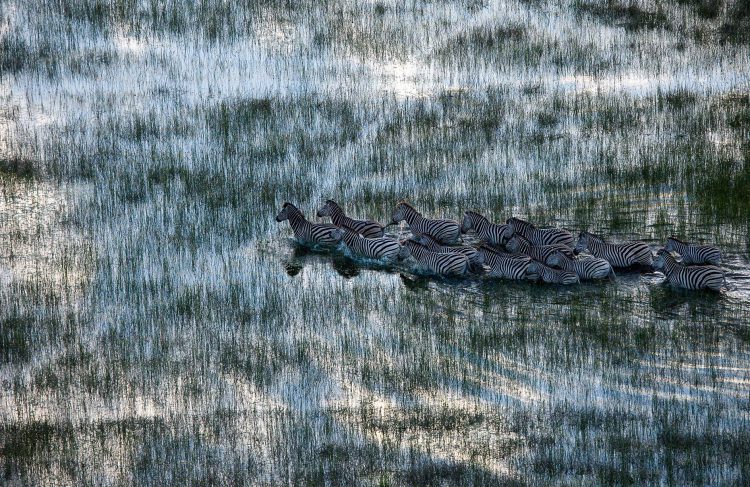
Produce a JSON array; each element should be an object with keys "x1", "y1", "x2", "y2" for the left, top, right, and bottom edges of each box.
[
  {"x1": 276, "y1": 202, "x2": 341, "y2": 246},
  {"x1": 478, "y1": 245, "x2": 538, "y2": 280},
  {"x1": 506, "y1": 234, "x2": 574, "y2": 263},
  {"x1": 391, "y1": 201, "x2": 460, "y2": 244},
  {"x1": 506, "y1": 217, "x2": 575, "y2": 247},
  {"x1": 527, "y1": 261, "x2": 580, "y2": 285},
  {"x1": 402, "y1": 240, "x2": 468, "y2": 276},
  {"x1": 331, "y1": 226, "x2": 407, "y2": 262},
  {"x1": 317, "y1": 200, "x2": 384, "y2": 238},
  {"x1": 415, "y1": 234, "x2": 481, "y2": 267},
  {"x1": 654, "y1": 249, "x2": 724, "y2": 291},
  {"x1": 546, "y1": 250, "x2": 614, "y2": 280},
  {"x1": 460, "y1": 211, "x2": 513, "y2": 246},
  {"x1": 575, "y1": 232, "x2": 653, "y2": 267},
  {"x1": 665, "y1": 237, "x2": 721, "y2": 266}
]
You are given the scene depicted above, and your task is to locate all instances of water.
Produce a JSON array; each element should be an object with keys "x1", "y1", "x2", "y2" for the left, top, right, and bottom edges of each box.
[{"x1": 1, "y1": 0, "x2": 750, "y2": 485}]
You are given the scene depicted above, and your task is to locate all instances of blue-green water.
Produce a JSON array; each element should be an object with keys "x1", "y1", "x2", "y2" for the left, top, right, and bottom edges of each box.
[{"x1": 1, "y1": 0, "x2": 749, "y2": 485}]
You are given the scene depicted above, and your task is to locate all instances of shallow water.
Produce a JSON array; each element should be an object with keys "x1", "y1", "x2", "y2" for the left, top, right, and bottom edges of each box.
[{"x1": 2, "y1": 0, "x2": 750, "y2": 485}]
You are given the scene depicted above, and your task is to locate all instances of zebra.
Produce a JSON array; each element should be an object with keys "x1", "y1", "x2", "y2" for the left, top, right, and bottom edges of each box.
[
  {"x1": 414, "y1": 234, "x2": 482, "y2": 268},
  {"x1": 276, "y1": 202, "x2": 342, "y2": 246},
  {"x1": 574, "y1": 232, "x2": 653, "y2": 267},
  {"x1": 316, "y1": 200, "x2": 385, "y2": 238},
  {"x1": 460, "y1": 211, "x2": 513, "y2": 246},
  {"x1": 545, "y1": 250, "x2": 615, "y2": 280},
  {"x1": 330, "y1": 225, "x2": 408, "y2": 263},
  {"x1": 664, "y1": 237, "x2": 721, "y2": 266},
  {"x1": 477, "y1": 245, "x2": 539, "y2": 280},
  {"x1": 653, "y1": 249, "x2": 725, "y2": 291},
  {"x1": 505, "y1": 234, "x2": 575, "y2": 263},
  {"x1": 401, "y1": 239, "x2": 469, "y2": 276},
  {"x1": 506, "y1": 217, "x2": 575, "y2": 247},
  {"x1": 526, "y1": 261, "x2": 580, "y2": 285},
  {"x1": 390, "y1": 201, "x2": 460, "y2": 244}
]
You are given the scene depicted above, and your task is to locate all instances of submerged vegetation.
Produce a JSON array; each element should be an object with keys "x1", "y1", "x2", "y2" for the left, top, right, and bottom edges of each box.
[{"x1": 0, "y1": 0, "x2": 749, "y2": 485}]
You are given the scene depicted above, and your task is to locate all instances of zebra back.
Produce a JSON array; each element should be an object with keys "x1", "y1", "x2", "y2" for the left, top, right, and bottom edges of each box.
[
  {"x1": 403, "y1": 240, "x2": 468, "y2": 275},
  {"x1": 478, "y1": 245, "x2": 536, "y2": 280},
  {"x1": 655, "y1": 249, "x2": 724, "y2": 291},
  {"x1": 417, "y1": 234, "x2": 481, "y2": 266},
  {"x1": 665, "y1": 237, "x2": 721, "y2": 265}
]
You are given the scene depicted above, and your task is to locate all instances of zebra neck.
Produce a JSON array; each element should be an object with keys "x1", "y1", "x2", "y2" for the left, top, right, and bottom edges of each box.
[
  {"x1": 287, "y1": 211, "x2": 310, "y2": 232},
  {"x1": 330, "y1": 206, "x2": 346, "y2": 224},
  {"x1": 403, "y1": 208, "x2": 423, "y2": 224},
  {"x1": 342, "y1": 230, "x2": 358, "y2": 245},
  {"x1": 663, "y1": 258, "x2": 678, "y2": 276}
]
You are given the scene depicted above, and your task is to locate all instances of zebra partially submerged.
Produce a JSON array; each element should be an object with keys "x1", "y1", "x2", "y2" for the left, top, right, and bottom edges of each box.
[
  {"x1": 506, "y1": 217, "x2": 575, "y2": 248},
  {"x1": 276, "y1": 202, "x2": 342, "y2": 247},
  {"x1": 653, "y1": 249, "x2": 725, "y2": 291},
  {"x1": 330, "y1": 225, "x2": 408, "y2": 263},
  {"x1": 477, "y1": 245, "x2": 538, "y2": 280},
  {"x1": 401, "y1": 239, "x2": 469, "y2": 276},
  {"x1": 316, "y1": 200, "x2": 385, "y2": 238},
  {"x1": 546, "y1": 250, "x2": 615, "y2": 280},
  {"x1": 414, "y1": 234, "x2": 482, "y2": 268},
  {"x1": 665, "y1": 237, "x2": 721, "y2": 266},
  {"x1": 505, "y1": 234, "x2": 575, "y2": 263},
  {"x1": 460, "y1": 211, "x2": 513, "y2": 246},
  {"x1": 527, "y1": 261, "x2": 580, "y2": 285},
  {"x1": 574, "y1": 232, "x2": 653, "y2": 268},
  {"x1": 391, "y1": 201, "x2": 460, "y2": 244}
]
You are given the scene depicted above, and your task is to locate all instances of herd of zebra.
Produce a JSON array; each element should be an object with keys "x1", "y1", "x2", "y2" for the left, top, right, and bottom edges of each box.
[{"x1": 275, "y1": 200, "x2": 726, "y2": 291}]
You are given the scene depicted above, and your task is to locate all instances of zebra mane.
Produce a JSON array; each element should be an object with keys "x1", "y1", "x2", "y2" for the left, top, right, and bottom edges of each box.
[
  {"x1": 397, "y1": 200, "x2": 419, "y2": 212},
  {"x1": 510, "y1": 233, "x2": 531, "y2": 244},
  {"x1": 419, "y1": 233, "x2": 440, "y2": 243},
  {"x1": 582, "y1": 231, "x2": 604, "y2": 242},
  {"x1": 507, "y1": 217, "x2": 531, "y2": 225},
  {"x1": 465, "y1": 210, "x2": 487, "y2": 221},
  {"x1": 325, "y1": 199, "x2": 339, "y2": 206},
  {"x1": 282, "y1": 202, "x2": 300, "y2": 212},
  {"x1": 667, "y1": 236, "x2": 686, "y2": 244},
  {"x1": 657, "y1": 248, "x2": 675, "y2": 259},
  {"x1": 405, "y1": 238, "x2": 428, "y2": 249},
  {"x1": 479, "y1": 244, "x2": 506, "y2": 255},
  {"x1": 339, "y1": 223, "x2": 358, "y2": 234}
]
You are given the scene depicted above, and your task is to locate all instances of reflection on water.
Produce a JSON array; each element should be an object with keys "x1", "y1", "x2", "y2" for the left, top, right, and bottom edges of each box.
[{"x1": 2, "y1": 0, "x2": 750, "y2": 484}]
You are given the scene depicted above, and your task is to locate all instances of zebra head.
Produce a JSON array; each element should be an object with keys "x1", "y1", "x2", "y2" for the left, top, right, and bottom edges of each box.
[
  {"x1": 525, "y1": 261, "x2": 540, "y2": 280},
  {"x1": 275, "y1": 202, "x2": 297, "y2": 222},
  {"x1": 316, "y1": 200, "x2": 337, "y2": 218},
  {"x1": 505, "y1": 234, "x2": 524, "y2": 253},
  {"x1": 328, "y1": 228, "x2": 345, "y2": 242},
  {"x1": 574, "y1": 232, "x2": 590, "y2": 254},
  {"x1": 397, "y1": 244, "x2": 411, "y2": 260},
  {"x1": 653, "y1": 248, "x2": 673, "y2": 270},
  {"x1": 546, "y1": 250, "x2": 565, "y2": 268},
  {"x1": 460, "y1": 211, "x2": 481, "y2": 234},
  {"x1": 664, "y1": 237, "x2": 682, "y2": 252},
  {"x1": 390, "y1": 201, "x2": 410, "y2": 225}
]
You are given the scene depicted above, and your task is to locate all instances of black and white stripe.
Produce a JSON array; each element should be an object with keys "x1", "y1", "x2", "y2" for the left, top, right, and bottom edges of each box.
[
  {"x1": 654, "y1": 249, "x2": 724, "y2": 291},
  {"x1": 545, "y1": 250, "x2": 614, "y2": 280},
  {"x1": 665, "y1": 237, "x2": 721, "y2": 266},
  {"x1": 391, "y1": 201, "x2": 460, "y2": 244},
  {"x1": 505, "y1": 234, "x2": 575, "y2": 263},
  {"x1": 276, "y1": 202, "x2": 341, "y2": 246},
  {"x1": 402, "y1": 240, "x2": 468, "y2": 276},
  {"x1": 331, "y1": 225, "x2": 407, "y2": 262},
  {"x1": 526, "y1": 261, "x2": 580, "y2": 285},
  {"x1": 460, "y1": 211, "x2": 513, "y2": 246},
  {"x1": 574, "y1": 232, "x2": 653, "y2": 267},
  {"x1": 506, "y1": 217, "x2": 575, "y2": 247},
  {"x1": 317, "y1": 200, "x2": 384, "y2": 238},
  {"x1": 477, "y1": 245, "x2": 538, "y2": 280},
  {"x1": 415, "y1": 234, "x2": 481, "y2": 267}
]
